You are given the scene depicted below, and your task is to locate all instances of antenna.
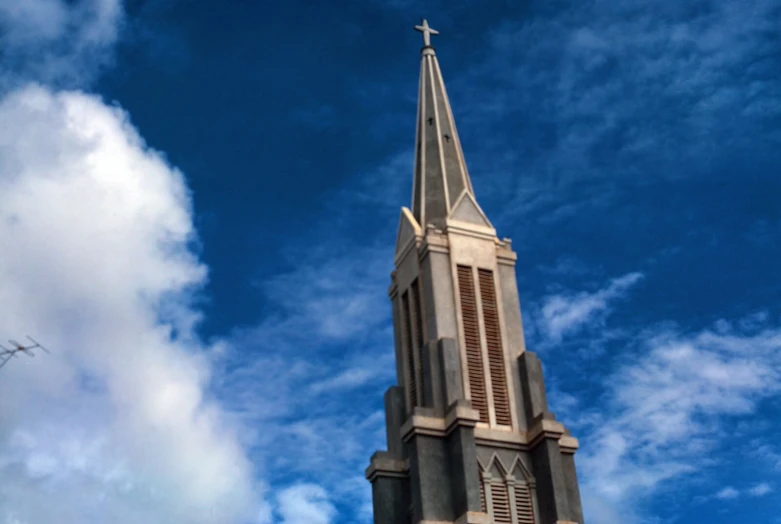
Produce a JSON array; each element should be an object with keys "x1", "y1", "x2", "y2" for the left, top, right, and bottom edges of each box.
[{"x1": 0, "y1": 335, "x2": 50, "y2": 371}]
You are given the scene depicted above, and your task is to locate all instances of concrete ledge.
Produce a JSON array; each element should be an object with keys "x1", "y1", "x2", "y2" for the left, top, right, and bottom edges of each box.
[
  {"x1": 559, "y1": 435, "x2": 580, "y2": 454},
  {"x1": 474, "y1": 426, "x2": 527, "y2": 449},
  {"x1": 495, "y1": 243, "x2": 518, "y2": 265},
  {"x1": 527, "y1": 417, "x2": 566, "y2": 448},
  {"x1": 444, "y1": 404, "x2": 480, "y2": 433},
  {"x1": 419, "y1": 233, "x2": 449, "y2": 261},
  {"x1": 401, "y1": 405, "x2": 481, "y2": 443},
  {"x1": 365, "y1": 451, "x2": 408, "y2": 482},
  {"x1": 454, "y1": 511, "x2": 491, "y2": 524},
  {"x1": 400, "y1": 414, "x2": 446, "y2": 442}
]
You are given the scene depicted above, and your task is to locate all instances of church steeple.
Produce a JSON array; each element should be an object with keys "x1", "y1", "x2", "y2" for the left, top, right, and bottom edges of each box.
[
  {"x1": 412, "y1": 19, "x2": 475, "y2": 229},
  {"x1": 367, "y1": 21, "x2": 585, "y2": 524}
]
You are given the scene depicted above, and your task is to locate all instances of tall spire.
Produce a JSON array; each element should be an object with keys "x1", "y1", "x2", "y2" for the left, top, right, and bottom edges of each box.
[
  {"x1": 411, "y1": 19, "x2": 475, "y2": 229},
  {"x1": 367, "y1": 20, "x2": 586, "y2": 524}
]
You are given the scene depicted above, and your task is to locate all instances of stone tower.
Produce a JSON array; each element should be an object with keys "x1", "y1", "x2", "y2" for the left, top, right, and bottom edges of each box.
[{"x1": 365, "y1": 21, "x2": 585, "y2": 524}]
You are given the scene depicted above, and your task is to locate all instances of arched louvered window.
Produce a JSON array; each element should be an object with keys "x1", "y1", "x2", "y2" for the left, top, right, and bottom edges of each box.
[
  {"x1": 456, "y1": 265, "x2": 488, "y2": 423},
  {"x1": 482, "y1": 458, "x2": 537, "y2": 524},
  {"x1": 478, "y1": 268, "x2": 511, "y2": 426}
]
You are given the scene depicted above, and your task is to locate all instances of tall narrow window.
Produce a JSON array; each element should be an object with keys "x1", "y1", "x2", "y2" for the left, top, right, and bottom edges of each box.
[
  {"x1": 513, "y1": 483, "x2": 535, "y2": 524},
  {"x1": 410, "y1": 279, "x2": 425, "y2": 403},
  {"x1": 457, "y1": 265, "x2": 488, "y2": 423},
  {"x1": 490, "y1": 481, "x2": 512, "y2": 524},
  {"x1": 401, "y1": 290, "x2": 418, "y2": 408},
  {"x1": 478, "y1": 268, "x2": 511, "y2": 426}
]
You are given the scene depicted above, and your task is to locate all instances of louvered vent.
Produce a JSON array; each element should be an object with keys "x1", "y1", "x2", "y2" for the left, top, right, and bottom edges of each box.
[
  {"x1": 410, "y1": 279, "x2": 425, "y2": 403},
  {"x1": 478, "y1": 268, "x2": 511, "y2": 426},
  {"x1": 479, "y1": 474, "x2": 487, "y2": 513},
  {"x1": 514, "y1": 483, "x2": 535, "y2": 524},
  {"x1": 490, "y1": 482, "x2": 512, "y2": 524},
  {"x1": 457, "y1": 265, "x2": 488, "y2": 423},
  {"x1": 402, "y1": 291, "x2": 418, "y2": 408}
]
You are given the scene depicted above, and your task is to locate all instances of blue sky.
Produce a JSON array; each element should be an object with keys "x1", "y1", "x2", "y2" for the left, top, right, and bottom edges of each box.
[{"x1": 0, "y1": 0, "x2": 779, "y2": 523}]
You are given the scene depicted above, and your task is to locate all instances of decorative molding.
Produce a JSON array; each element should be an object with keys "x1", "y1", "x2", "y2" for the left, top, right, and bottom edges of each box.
[{"x1": 509, "y1": 454, "x2": 535, "y2": 484}]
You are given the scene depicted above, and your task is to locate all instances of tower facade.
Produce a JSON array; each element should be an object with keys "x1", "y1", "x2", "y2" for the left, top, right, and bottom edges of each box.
[{"x1": 365, "y1": 21, "x2": 584, "y2": 524}]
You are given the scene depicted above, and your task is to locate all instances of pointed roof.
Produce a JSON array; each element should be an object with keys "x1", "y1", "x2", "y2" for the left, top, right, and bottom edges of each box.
[{"x1": 411, "y1": 20, "x2": 476, "y2": 229}]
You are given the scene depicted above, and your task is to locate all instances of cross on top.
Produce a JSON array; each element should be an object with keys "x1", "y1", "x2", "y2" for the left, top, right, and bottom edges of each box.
[{"x1": 414, "y1": 19, "x2": 439, "y2": 47}]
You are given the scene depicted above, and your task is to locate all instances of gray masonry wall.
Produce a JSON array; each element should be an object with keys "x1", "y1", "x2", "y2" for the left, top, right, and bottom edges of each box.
[{"x1": 408, "y1": 435, "x2": 454, "y2": 522}]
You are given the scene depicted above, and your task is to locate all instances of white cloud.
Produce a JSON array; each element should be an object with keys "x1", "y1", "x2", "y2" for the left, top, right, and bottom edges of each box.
[
  {"x1": 277, "y1": 484, "x2": 336, "y2": 524},
  {"x1": 577, "y1": 317, "x2": 781, "y2": 516},
  {"x1": 539, "y1": 272, "x2": 644, "y2": 341},
  {"x1": 0, "y1": 85, "x2": 267, "y2": 523},
  {"x1": 715, "y1": 486, "x2": 740, "y2": 500},
  {"x1": 749, "y1": 483, "x2": 773, "y2": 497}
]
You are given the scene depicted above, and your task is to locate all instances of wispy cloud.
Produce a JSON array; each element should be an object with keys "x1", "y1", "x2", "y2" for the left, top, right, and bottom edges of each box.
[
  {"x1": 537, "y1": 272, "x2": 644, "y2": 342},
  {"x1": 715, "y1": 487, "x2": 740, "y2": 500},
  {"x1": 0, "y1": 0, "x2": 122, "y2": 89},
  {"x1": 456, "y1": 0, "x2": 781, "y2": 223},
  {"x1": 574, "y1": 315, "x2": 781, "y2": 519},
  {"x1": 748, "y1": 483, "x2": 774, "y2": 497}
]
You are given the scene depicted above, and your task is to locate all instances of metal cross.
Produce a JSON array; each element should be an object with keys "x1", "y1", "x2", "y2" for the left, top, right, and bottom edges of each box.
[{"x1": 414, "y1": 19, "x2": 439, "y2": 47}]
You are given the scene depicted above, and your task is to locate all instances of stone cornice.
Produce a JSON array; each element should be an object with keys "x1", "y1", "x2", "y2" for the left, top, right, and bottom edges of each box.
[
  {"x1": 445, "y1": 404, "x2": 481, "y2": 432},
  {"x1": 443, "y1": 222, "x2": 496, "y2": 242},
  {"x1": 559, "y1": 435, "x2": 580, "y2": 454},
  {"x1": 401, "y1": 405, "x2": 480, "y2": 443},
  {"x1": 495, "y1": 246, "x2": 518, "y2": 265},
  {"x1": 474, "y1": 426, "x2": 526, "y2": 449},
  {"x1": 527, "y1": 418, "x2": 566, "y2": 448},
  {"x1": 398, "y1": 411, "x2": 579, "y2": 454},
  {"x1": 419, "y1": 233, "x2": 449, "y2": 261},
  {"x1": 365, "y1": 452, "x2": 408, "y2": 482}
]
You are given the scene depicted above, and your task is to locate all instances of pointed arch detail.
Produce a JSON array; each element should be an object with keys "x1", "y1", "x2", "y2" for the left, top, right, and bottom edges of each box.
[{"x1": 479, "y1": 452, "x2": 538, "y2": 524}]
